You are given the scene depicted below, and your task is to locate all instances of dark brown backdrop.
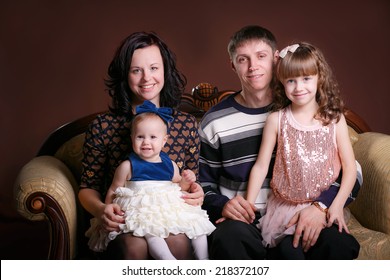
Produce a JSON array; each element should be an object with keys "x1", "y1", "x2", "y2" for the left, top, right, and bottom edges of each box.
[{"x1": 1, "y1": 0, "x2": 389, "y2": 259}]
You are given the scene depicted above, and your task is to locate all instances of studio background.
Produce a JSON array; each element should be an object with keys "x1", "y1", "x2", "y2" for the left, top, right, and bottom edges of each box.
[{"x1": 1, "y1": 0, "x2": 389, "y2": 259}]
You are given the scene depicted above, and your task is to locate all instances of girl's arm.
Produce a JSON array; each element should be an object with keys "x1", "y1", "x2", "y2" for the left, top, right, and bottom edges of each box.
[
  {"x1": 180, "y1": 170, "x2": 196, "y2": 192},
  {"x1": 105, "y1": 160, "x2": 132, "y2": 204},
  {"x1": 172, "y1": 160, "x2": 195, "y2": 192},
  {"x1": 246, "y1": 112, "x2": 278, "y2": 205},
  {"x1": 327, "y1": 115, "x2": 357, "y2": 232},
  {"x1": 171, "y1": 160, "x2": 182, "y2": 183}
]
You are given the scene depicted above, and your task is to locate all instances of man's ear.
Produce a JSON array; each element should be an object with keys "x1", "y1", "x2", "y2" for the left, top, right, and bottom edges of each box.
[
  {"x1": 273, "y1": 50, "x2": 280, "y2": 64},
  {"x1": 231, "y1": 61, "x2": 236, "y2": 72}
]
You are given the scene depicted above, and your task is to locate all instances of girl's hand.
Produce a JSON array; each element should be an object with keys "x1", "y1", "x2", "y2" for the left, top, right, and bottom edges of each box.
[
  {"x1": 99, "y1": 203, "x2": 125, "y2": 232},
  {"x1": 327, "y1": 204, "x2": 350, "y2": 234},
  {"x1": 181, "y1": 169, "x2": 196, "y2": 184},
  {"x1": 182, "y1": 181, "x2": 204, "y2": 206}
]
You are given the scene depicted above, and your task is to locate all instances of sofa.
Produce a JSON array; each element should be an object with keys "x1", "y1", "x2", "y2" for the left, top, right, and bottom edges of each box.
[{"x1": 14, "y1": 83, "x2": 390, "y2": 259}]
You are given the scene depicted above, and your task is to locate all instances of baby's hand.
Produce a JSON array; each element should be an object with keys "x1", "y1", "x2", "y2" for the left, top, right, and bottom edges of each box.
[{"x1": 181, "y1": 169, "x2": 196, "y2": 184}]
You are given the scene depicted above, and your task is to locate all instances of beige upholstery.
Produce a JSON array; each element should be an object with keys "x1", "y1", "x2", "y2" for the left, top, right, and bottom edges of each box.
[
  {"x1": 14, "y1": 155, "x2": 79, "y2": 259},
  {"x1": 347, "y1": 131, "x2": 390, "y2": 259},
  {"x1": 13, "y1": 83, "x2": 390, "y2": 259}
]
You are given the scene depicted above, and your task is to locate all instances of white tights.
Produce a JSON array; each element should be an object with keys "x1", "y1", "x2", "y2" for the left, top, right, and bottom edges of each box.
[{"x1": 145, "y1": 234, "x2": 209, "y2": 260}]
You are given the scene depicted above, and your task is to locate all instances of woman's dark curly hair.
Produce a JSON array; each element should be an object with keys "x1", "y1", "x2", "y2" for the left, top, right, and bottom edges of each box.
[
  {"x1": 273, "y1": 42, "x2": 344, "y2": 125},
  {"x1": 105, "y1": 32, "x2": 187, "y2": 116}
]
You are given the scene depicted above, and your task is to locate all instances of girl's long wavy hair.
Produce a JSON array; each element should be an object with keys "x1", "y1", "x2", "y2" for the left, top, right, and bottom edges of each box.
[
  {"x1": 105, "y1": 32, "x2": 187, "y2": 116},
  {"x1": 273, "y1": 42, "x2": 344, "y2": 125}
]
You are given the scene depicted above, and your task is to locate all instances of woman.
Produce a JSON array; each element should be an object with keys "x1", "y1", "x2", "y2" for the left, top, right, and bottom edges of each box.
[{"x1": 78, "y1": 32, "x2": 203, "y2": 259}]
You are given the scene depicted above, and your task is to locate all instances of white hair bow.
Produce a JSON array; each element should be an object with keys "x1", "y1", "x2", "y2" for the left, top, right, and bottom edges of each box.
[{"x1": 279, "y1": 44, "x2": 300, "y2": 58}]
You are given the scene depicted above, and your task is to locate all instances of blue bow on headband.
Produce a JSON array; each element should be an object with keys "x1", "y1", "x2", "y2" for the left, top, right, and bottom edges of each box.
[{"x1": 135, "y1": 100, "x2": 174, "y2": 124}]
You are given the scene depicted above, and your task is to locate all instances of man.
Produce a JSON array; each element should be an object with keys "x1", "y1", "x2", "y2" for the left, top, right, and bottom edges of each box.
[{"x1": 199, "y1": 25, "x2": 360, "y2": 259}]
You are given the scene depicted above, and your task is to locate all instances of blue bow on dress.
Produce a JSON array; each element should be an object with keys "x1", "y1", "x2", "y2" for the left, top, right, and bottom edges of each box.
[{"x1": 135, "y1": 100, "x2": 174, "y2": 124}]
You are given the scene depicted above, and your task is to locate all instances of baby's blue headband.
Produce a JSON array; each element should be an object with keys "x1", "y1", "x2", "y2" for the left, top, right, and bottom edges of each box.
[{"x1": 135, "y1": 100, "x2": 174, "y2": 124}]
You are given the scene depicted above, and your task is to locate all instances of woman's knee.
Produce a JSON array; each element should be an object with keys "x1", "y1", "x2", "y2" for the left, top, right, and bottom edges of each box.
[
  {"x1": 106, "y1": 233, "x2": 149, "y2": 260},
  {"x1": 165, "y1": 234, "x2": 192, "y2": 259}
]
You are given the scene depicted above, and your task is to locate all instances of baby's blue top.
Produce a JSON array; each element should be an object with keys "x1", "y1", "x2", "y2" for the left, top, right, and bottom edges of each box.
[{"x1": 129, "y1": 152, "x2": 173, "y2": 181}]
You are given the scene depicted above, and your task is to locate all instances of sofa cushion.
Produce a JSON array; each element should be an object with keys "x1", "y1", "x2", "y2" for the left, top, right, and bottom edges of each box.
[
  {"x1": 349, "y1": 132, "x2": 390, "y2": 235},
  {"x1": 55, "y1": 133, "x2": 85, "y2": 186},
  {"x1": 347, "y1": 209, "x2": 390, "y2": 260}
]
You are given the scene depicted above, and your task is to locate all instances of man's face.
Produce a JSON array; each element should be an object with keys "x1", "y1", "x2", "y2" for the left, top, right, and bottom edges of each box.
[{"x1": 231, "y1": 40, "x2": 277, "y2": 94}]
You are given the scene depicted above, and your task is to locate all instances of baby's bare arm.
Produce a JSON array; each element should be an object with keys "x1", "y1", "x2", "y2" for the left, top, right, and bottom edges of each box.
[{"x1": 179, "y1": 169, "x2": 196, "y2": 191}]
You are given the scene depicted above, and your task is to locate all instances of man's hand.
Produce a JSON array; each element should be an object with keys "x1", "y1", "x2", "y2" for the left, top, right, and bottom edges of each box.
[
  {"x1": 286, "y1": 205, "x2": 326, "y2": 252},
  {"x1": 216, "y1": 195, "x2": 256, "y2": 224}
]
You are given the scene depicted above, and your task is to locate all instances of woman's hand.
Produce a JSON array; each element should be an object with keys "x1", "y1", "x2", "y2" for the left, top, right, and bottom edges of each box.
[
  {"x1": 182, "y1": 181, "x2": 204, "y2": 206},
  {"x1": 79, "y1": 188, "x2": 125, "y2": 232},
  {"x1": 99, "y1": 203, "x2": 125, "y2": 232}
]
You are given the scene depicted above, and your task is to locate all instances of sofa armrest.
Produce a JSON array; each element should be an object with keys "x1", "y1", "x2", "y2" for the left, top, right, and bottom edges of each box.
[
  {"x1": 14, "y1": 155, "x2": 78, "y2": 259},
  {"x1": 349, "y1": 132, "x2": 390, "y2": 235},
  {"x1": 347, "y1": 211, "x2": 390, "y2": 259}
]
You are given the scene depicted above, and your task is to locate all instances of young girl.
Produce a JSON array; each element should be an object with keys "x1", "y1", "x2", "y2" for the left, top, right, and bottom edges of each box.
[
  {"x1": 246, "y1": 42, "x2": 357, "y2": 258},
  {"x1": 86, "y1": 100, "x2": 215, "y2": 260}
]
